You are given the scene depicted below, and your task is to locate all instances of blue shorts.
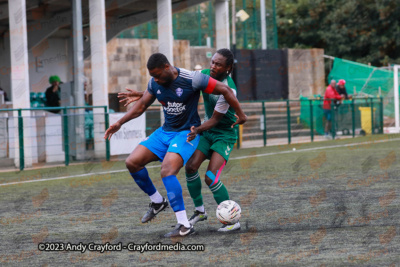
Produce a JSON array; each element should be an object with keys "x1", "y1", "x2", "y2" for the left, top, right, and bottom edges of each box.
[
  {"x1": 323, "y1": 109, "x2": 332, "y2": 121},
  {"x1": 140, "y1": 127, "x2": 200, "y2": 165}
]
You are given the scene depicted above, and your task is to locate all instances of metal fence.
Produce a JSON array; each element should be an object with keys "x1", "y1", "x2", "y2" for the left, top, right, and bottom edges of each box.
[
  {"x1": 0, "y1": 106, "x2": 109, "y2": 171},
  {"x1": 300, "y1": 97, "x2": 384, "y2": 139},
  {"x1": 144, "y1": 97, "x2": 384, "y2": 149},
  {"x1": 0, "y1": 98, "x2": 384, "y2": 170},
  {"x1": 236, "y1": 97, "x2": 384, "y2": 147}
]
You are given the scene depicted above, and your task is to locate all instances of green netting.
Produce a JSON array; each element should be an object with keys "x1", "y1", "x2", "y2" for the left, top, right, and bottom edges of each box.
[
  {"x1": 300, "y1": 96, "x2": 383, "y2": 136},
  {"x1": 327, "y1": 58, "x2": 399, "y2": 117}
]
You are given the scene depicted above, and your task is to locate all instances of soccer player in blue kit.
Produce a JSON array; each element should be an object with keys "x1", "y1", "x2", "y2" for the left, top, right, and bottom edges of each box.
[{"x1": 104, "y1": 53, "x2": 247, "y2": 237}]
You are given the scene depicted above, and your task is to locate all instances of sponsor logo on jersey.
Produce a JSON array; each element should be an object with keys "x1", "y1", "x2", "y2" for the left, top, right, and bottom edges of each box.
[
  {"x1": 172, "y1": 144, "x2": 178, "y2": 147},
  {"x1": 163, "y1": 102, "x2": 186, "y2": 115},
  {"x1": 176, "y1": 88, "x2": 183, "y2": 97},
  {"x1": 157, "y1": 90, "x2": 161, "y2": 94}
]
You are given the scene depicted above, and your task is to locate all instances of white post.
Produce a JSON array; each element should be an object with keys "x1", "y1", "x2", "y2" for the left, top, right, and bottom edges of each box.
[
  {"x1": 72, "y1": 0, "x2": 85, "y2": 160},
  {"x1": 232, "y1": 0, "x2": 236, "y2": 47},
  {"x1": 89, "y1": 0, "x2": 109, "y2": 158},
  {"x1": 8, "y1": 0, "x2": 32, "y2": 168},
  {"x1": 73, "y1": 0, "x2": 85, "y2": 107},
  {"x1": 260, "y1": 0, "x2": 267, "y2": 49},
  {"x1": 215, "y1": 0, "x2": 230, "y2": 49},
  {"x1": 157, "y1": 0, "x2": 173, "y2": 65},
  {"x1": 394, "y1": 65, "x2": 399, "y2": 132}
]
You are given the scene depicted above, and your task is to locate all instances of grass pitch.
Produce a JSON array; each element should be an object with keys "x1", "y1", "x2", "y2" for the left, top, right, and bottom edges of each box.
[{"x1": 1, "y1": 134, "x2": 399, "y2": 266}]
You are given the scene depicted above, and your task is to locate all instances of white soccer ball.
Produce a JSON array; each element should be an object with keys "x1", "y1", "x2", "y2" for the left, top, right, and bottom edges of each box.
[{"x1": 216, "y1": 200, "x2": 241, "y2": 225}]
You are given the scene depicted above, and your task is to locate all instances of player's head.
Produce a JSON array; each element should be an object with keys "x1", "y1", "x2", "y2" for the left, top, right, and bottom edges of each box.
[
  {"x1": 330, "y1": 79, "x2": 336, "y2": 88},
  {"x1": 147, "y1": 53, "x2": 174, "y2": 87},
  {"x1": 209, "y1": 48, "x2": 234, "y2": 81}
]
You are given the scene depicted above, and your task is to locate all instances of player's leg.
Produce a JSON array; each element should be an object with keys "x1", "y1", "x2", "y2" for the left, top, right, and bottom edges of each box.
[
  {"x1": 206, "y1": 141, "x2": 241, "y2": 232},
  {"x1": 185, "y1": 136, "x2": 211, "y2": 225},
  {"x1": 204, "y1": 152, "x2": 229, "y2": 204},
  {"x1": 127, "y1": 128, "x2": 170, "y2": 223},
  {"x1": 186, "y1": 151, "x2": 207, "y2": 209},
  {"x1": 162, "y1": 131, "x2": 200, "y2": 237}
]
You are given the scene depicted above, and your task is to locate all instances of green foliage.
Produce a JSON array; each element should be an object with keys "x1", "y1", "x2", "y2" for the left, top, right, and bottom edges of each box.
[{"x1": 277, "y1": 0, "x2": 400, "y2": 66}]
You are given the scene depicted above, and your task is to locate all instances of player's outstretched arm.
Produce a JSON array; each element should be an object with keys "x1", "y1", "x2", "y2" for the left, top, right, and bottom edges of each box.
[
  {"x1": 211, "y1": 81, "x2": 247, "y2": 127},
  {"x1": 104, "y1": 90, "x2": 155, "y2": 140},
  {"x1": 118, "y1": 88, "x2": 144, "y2": 106},
  {"x1": 187, "y1": 110, "x2": 224, "y2": 141}
]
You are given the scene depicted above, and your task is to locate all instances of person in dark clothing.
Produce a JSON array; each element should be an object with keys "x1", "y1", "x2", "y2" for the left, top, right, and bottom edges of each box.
[
  {"x1": 336, "y1": 79, "x2": 349, "y2": 99},
  {"x1": 45, "y1": 75, "x2": 62, "y2": 113}
]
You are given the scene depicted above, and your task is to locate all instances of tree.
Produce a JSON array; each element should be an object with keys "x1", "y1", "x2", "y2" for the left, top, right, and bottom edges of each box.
[{"x1": 277, "y1": 0, "x2": 400, "y2": 66}]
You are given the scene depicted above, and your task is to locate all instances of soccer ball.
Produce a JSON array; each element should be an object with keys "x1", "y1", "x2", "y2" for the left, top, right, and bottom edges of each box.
[{"x1": 216, "y1": 200, "x2": 241, "y2": 225}]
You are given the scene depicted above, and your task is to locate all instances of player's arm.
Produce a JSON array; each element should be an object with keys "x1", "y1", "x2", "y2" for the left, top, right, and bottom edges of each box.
[
  {"x1": 104, "y1": 90, "x2": 155, "y2": 140},
  {"x1": 193, "y1": 71, "x2": 246, "y2": 127},
  {"x1": 188, "y1": 83, "x2": 236, "y2": 140},
  {"x1": 209, "y1": 80, "x2": 247, "y2": 127},
  {"x1": 187, "y1": 110, "x2": 225, "y2": 141}
]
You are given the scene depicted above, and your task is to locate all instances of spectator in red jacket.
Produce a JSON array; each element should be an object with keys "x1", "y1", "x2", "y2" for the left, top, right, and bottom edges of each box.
[{"x1": 323, "y1": 80, "x2": 343, "y2": 138}]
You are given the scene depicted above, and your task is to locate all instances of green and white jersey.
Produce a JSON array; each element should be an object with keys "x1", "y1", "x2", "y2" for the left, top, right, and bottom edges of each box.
[{"x1": 201, "y1": 69, "x2": 238, "y2": 142}]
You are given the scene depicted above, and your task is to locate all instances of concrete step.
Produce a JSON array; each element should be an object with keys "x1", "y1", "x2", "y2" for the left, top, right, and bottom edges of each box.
[
  {"x1": 241, "y1": 101, "x2": 301, "y2": 107},
  {"x1": 239, "y1": 106, "x2": 301, "y2": 114},
  {"x1": 243, "y1": 123, "x2": 305, "y2": 132},
  {"x1": 245, "y1": 115, "x2": 299, "y2": 125},
  {"x1": 242, "y1": 128, "x2": 310, "y2": 140},
  {"x1": 0, "y1": 158, "x2": 15, "y2": 168}
]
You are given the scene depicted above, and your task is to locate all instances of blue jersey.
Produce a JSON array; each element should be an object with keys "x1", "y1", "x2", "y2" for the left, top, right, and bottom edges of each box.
[{"x1": 147, "y1": 67, "x2": 216, "y2": 132}]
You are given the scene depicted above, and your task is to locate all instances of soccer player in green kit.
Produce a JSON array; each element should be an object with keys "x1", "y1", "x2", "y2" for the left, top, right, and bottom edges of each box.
[
  {"x1": 118, "y1": 49, "x2": 243, "y2": 232},
  {"x1": 185, "y1": 48, "x2": 241, "y2": 232}
]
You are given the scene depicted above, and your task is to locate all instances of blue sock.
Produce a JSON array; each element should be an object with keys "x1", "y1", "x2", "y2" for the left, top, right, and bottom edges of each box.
[
  {"x1": 130, "y1": 168, "x2": 156, "y2": 196},
  {"x1": 162, "y1": 175, "x2": 185, "y2": 212}
]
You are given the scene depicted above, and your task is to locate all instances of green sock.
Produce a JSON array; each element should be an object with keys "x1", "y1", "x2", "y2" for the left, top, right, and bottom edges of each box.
[
  {"x1": 186, "y1": 172, "x2": 203, "y2": 207},
  {"x1": 209, "y1": 181, "x2": 229, "y2": 204}
]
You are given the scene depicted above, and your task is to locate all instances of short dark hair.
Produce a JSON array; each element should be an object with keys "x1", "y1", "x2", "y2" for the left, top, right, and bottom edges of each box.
[
  {"x1": 147, "y1": 53, "x2": 170, "y2": 70},
  {"x1": 216, "y1": 48, "x2": 234, "y2": 75}
]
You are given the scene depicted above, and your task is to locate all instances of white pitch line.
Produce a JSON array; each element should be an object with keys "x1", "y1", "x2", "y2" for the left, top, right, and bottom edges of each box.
[
  {"x1": 231, "y1": 137, "x2": 400, "y2": 160},
  {"x1": 1, "y1": 137, "x2": 399, "y2": 187},
  {"x1": 0, "y1": 164, "x2": 161, "y2": 187}
]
